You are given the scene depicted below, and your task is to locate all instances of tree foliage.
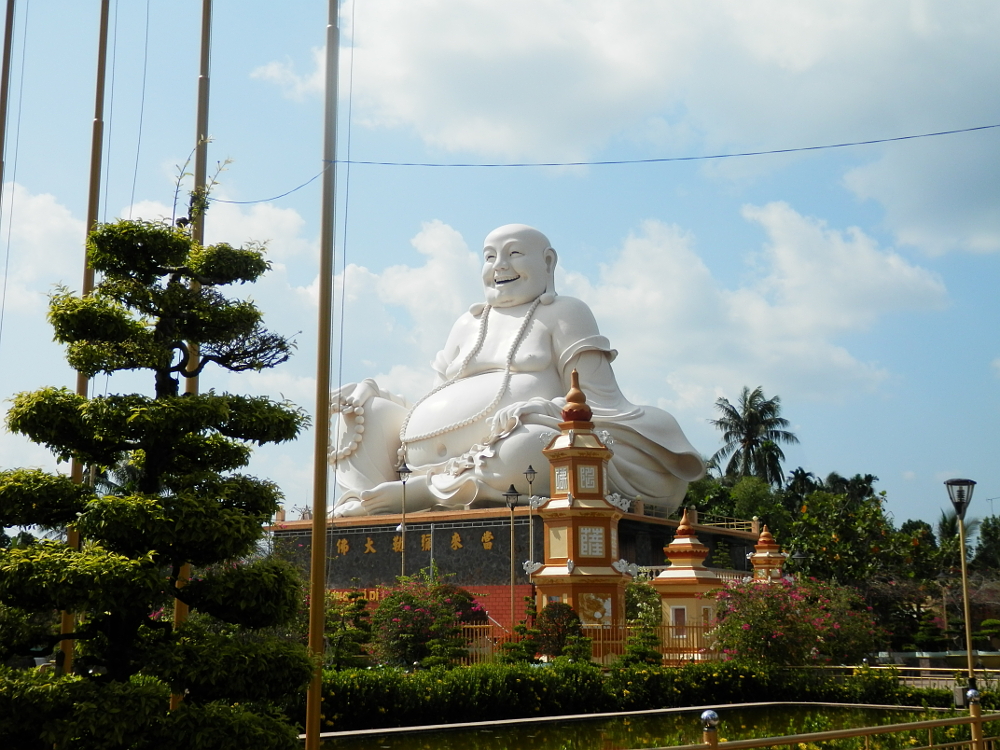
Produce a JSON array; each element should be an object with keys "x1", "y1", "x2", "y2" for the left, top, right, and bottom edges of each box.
[
  {"x1": 973, "y1": 515, "x2": 1000, "y2": 573},
  {"x1": 687, "y1": 464, "x2": 959, "y2": 652},
  {"x1": 712, "y1": 578, "x2": 880, "y2": 666},
  {"x1": 618, "y1": 579, "x2": 662, "y2": 667},
  {"x1": 0, "y1": 218, "x2": 309, "y2": 748}
]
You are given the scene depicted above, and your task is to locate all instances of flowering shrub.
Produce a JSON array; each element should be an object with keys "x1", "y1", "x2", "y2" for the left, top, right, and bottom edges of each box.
[
  {"x1": 711, "y1": 578, "x2": 880, "y2": 666},
  {"x1": 369, "y1": 570, "x2": 480, "y2": 668}
]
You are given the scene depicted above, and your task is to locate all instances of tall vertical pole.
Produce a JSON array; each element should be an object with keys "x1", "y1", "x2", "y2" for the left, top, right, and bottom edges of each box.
[
  {"x1": 60, "y1": 0, "x2": 111, "y2": 676},
  {"x1": 305, "y1": 2, "x2": 338, "y2": 748},
  {"x1": 510, "y1": 503, "x2": 516, "y2": 633},
  {"x1": 170, "y1": 1, "x2": 211, "y2": 710},
  {"x1": 0, "y1": 0, "x2": 17, "y2": 188},
  {"x1": 189, "y1": 0, "x2": 211, "y2": 251},
  {"x1": 958, "y1": 516, "x2": 976, "y2": 690},
  {"x1": 400, "y1": 488, "x2": 407, "y2": 577}
]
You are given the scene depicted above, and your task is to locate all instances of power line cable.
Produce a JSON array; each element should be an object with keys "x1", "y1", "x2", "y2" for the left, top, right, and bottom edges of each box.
[
  {"x1": 101, "y1": 0, "x2": 119, "y2": 223},
  {"x1": 128, "y1": 0, "x2": 151, "y2": 217},
  {"x1": 208, "y1": 122, "x2": 1000, "y2": 207},
  {"x1": 345, "y1": 122, "x2": 1000, "y2": 168}
]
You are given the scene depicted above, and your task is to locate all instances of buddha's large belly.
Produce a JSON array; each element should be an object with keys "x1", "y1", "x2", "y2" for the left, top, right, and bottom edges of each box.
[{"x1": 401, "y1": 370, "x2": 560, "y2": 466}]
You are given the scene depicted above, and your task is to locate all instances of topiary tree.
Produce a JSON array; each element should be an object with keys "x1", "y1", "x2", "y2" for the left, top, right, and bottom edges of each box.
[
  {"x1": 323, "y1": 589, "x2": 373, "y2": 669},
  {"x1": 0, "y1": 218, "x2": 311, "y2": 749},
  {"x1": 498, "y1": 595, "x2": 541, "y2": 663},
  {"x1": 534, "y1": 603, "x2": 583, "y2": 659}
]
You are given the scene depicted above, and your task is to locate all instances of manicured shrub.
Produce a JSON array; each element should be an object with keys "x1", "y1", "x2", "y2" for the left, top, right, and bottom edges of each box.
[{"x1": 314, "y1": 660, "x2": 961, "y2": 732}]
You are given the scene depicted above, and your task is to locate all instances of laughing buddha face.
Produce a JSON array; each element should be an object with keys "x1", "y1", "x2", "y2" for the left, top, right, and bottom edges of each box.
[{"x1": 481, "y1": 224, "x2": 557, "y2": 308}]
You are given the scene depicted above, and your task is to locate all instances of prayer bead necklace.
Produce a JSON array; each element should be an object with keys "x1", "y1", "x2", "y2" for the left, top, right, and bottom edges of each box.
[{"x1": 396, "y1": 296, "x2": 542, "y2": 457}]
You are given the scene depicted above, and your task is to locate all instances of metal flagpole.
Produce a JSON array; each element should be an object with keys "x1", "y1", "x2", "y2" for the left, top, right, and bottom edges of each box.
[
  {"x1": 0, "y1": 0, "x2": 16, "y2": 189},
  {"x1": 170, "y1": 0, "x2": 212, "y2": 708},
  {"x1": 305, "y1": 2, "x2": 339, "y2": 747},
  {"x1": 59, "y1": 0, "x2": 111, "y2": 676}
]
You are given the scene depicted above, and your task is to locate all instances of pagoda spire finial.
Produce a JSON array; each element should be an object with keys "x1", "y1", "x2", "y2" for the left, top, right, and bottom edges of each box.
[{"x1": 561, "y1": 369, "x2": 592, "y2": 423}]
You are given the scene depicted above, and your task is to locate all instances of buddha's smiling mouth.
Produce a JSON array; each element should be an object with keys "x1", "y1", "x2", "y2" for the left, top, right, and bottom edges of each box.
[{"x1": 494, "y1": 274, "x2": 520, "y2": 285}]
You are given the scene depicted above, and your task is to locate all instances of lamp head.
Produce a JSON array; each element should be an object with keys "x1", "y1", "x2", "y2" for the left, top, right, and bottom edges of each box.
[
  {"x1": 945, "y1": 478, "x2": 976, "y2": 520},
  {"x1": 503, "y1": 484, "x2": 520, "y2": 509}
]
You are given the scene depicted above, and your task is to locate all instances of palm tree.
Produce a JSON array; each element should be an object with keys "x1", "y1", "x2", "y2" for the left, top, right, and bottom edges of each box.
[
  {"x1": 937, "y1": 509, "x2": 980, "y2": 575},
  {"x1": 710, "y1": 386, "x2": 799, "y2": 487},
  {"x1": 786, "y1": 467, "x2": 820, "y2": 497}
]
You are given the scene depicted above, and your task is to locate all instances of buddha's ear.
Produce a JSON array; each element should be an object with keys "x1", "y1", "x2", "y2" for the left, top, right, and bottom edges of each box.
[
  {"x1": 544, "y1": 247, "x2": 558, "y2": 274},
  {"x1": 543, "y1": 247, "x2": 558, "y2": 301}
]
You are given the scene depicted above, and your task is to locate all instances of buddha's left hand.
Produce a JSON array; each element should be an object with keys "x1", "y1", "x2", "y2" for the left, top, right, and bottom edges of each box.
[{"x1": 487, "y1": 398, "x2": 561, "y2": 441}]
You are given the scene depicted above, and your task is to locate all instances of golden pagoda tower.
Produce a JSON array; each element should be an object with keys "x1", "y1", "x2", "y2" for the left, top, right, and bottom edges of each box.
[
  {"x1": 650, "y1": 508, "x2": 725, "y2": 621},
  {"x1": 532, "y1": 370, "x2": 629, "y2": 632}
]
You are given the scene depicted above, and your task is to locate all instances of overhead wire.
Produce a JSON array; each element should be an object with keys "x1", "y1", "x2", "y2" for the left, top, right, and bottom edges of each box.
[
  {"x1": 128, "y1": 0, "x2": 150, "y2": 216},
  {"x1": 208, "y1": 122, "x2": 1000, "y2": 207},
  {"x1": 100, "y1": 0, "x2": 119, "y2": 223},
  {"x1": 0, "y1": 0, "x2": 29, "y2": 356},
  {"x1": 344, "y1": 122, "x2": 1000, "y2": 168}
]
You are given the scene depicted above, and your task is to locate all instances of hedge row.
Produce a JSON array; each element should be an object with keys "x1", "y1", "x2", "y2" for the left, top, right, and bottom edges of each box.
[{"x1": 316, "y1": 662, "x2": 968, "y2": 732}]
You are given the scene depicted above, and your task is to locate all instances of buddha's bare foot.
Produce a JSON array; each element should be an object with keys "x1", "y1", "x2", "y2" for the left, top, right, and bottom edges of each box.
[
  {"x1": 332, "y1": 495, "x2": 369, "y2": 517},
  {"x1": 358, "y1": 477, "x2": 435, "y2": 515},
  {"x1": 333, "y1": 500, "x2": 367, "y2": 517}
]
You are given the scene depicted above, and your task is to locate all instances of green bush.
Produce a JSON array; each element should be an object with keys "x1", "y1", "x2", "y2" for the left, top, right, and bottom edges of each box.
[{"x1": 314, "y1": 660, "x2": 961, "y2": 732}]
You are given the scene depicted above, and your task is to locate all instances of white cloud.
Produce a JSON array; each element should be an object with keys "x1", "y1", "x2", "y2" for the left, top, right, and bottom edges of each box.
[
  {"x1": 261, "y1": 3, "x2": 999, "y2": 155},
  {"x1": 251, "y1": 48, "x2": 326, "y2": 102},
  {"x1": 740, "y1": 202, "x2": 948, "y2": 330},
  {"x1": 256, "y1": 2, "x2": 1000, "y2": 253},
  {"x1": 307, "y1": 222, "x2": 483, "y2": 403},
  {"x1": 561, "y1": 205, "x2": 947, "y2": 411},
  {"x1": 376, "y1": 221, "x2": 480, "y2": 358},
  {"x1": 992, "y1": 358, "x2": 1000, "y2": 378},
  {"x1": 844, "y1": 137, "x2": 1000, "y2": 254},
  {"x1": 0, "y1": 182, "x2": 86, "y2": 313},
  {"x1": 126, "y1": 199, "x2": 314, "y2": 263},
  {"x1": 324, "y1": 208, "x2": 946, "y2": 423}
]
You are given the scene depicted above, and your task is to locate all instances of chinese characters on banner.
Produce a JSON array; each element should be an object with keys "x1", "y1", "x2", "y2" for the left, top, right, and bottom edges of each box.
[{"x1": 332, "y1": 529, "x2": 506, "y2": 555}]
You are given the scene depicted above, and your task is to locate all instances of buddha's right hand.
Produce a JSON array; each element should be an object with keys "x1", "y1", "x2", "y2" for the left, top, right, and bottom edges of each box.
[{"x1": 330, "y1": 379, "x2": 380, "y2": 413}]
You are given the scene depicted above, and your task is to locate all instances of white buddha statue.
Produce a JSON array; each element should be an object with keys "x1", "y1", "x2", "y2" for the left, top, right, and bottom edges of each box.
[{"x1": 330, "y1": 224, "x2": 704, "y2": 517}]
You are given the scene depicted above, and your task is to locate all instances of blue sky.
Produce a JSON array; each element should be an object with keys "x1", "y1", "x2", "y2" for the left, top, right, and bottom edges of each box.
[{"x1": 1, "y1": 1, "x2": 998, "y2": 529}]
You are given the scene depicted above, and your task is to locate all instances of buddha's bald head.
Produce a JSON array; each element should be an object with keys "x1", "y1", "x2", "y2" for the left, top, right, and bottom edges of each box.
[{"x1": 481, "y1": 224, "x2": 558, "y2": 307}]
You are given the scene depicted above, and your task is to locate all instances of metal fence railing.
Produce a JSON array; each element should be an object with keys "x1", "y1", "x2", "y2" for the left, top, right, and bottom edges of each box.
[
  {"x1": 457, "y1": 623, "x2": 720, "y2": 666},
  {"x1": 659, "y1": 710, "x2": 999, "y2": 750}
]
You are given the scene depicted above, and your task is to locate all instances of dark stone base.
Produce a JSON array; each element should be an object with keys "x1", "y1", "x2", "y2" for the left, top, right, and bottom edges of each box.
[{"x1": 272, "y1": 507, "x2": 754, "y2": 589}]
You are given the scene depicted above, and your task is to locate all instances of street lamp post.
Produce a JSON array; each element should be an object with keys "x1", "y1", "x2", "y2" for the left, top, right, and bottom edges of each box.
[
  {"x1": 397, "y1": 462, "x2": 411, "y2": 578},
  {"x1": 945, "y1": 477, "x2": 977, "y2": 690},
  {"x1": 524, "y1": 465, "x2": 537, "y2": 566},
  {"x1": 503, "y1": 484, "x2": 521, "y2": 634}
]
